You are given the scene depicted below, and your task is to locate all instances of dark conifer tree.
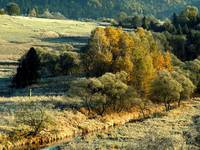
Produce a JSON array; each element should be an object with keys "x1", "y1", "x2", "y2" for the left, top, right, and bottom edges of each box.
[
  {"x1": 12, "y1": 47, "x2": 40, "y2": 88},
  {"x1": 172, "y1": 13, "x2": 178, "y2": 27},
  {"x1": 142, "y1": 16, "x2": 148, "y2": 29},
  {"x1": 183, "y1": 24, "x2": 189, "y2": 34},
  {"x1": 177, "y1": 24, "x2": 183, "y2": 34}
]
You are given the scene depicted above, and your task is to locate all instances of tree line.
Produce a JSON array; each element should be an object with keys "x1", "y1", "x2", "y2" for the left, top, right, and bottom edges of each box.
[
  {"x1": 117, "y1": 6, "x2": 200, "y2": 61},
  {"x1": 0, "y1": 0, "x2": 200, "y2": 19},
  {"x1": 12, "y1": 27, "x2": 199, "y2": 114}
]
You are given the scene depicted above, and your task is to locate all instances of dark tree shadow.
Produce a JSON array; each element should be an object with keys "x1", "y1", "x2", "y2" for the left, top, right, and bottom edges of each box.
[{"x1": 41, "y1": 36, "x2": 89, "y2": 49}]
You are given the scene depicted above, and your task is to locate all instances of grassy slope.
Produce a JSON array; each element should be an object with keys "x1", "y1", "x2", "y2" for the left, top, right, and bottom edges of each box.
[
  {"x1": 0, "y1": 15, "x2": 96, "y2": 96},
  {"x1": 0, "y1": 15, "x2": 96, "y2": 61}
]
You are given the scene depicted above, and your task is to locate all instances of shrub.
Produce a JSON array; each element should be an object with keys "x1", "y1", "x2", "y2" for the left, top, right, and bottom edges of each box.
[
  {"x1": 172, "y1": 71, "x2": 195, "y2": 106},
  {"x1": 38, "y1": 50, "x2": 60, "y2": 77},
  {"x1": 37, "y1": 48, "x2": 81, "y2": 77},
  {"x1": 12, "y1": 47, "x2": 40, "y2": 88},
  {"x1": 0, "y1": 9, "x2": 5, "y2": 15},
  {"x1": 150, "y1": 70, "x2": 183, "y2": 111},
  {"x1": 14, "y1": 101, "x2": 55, "y2": 137},
  {"x1": 39, "y1": 9, "x2": 66, "y2": 19},
  {"x1": 5, "y1": 3, "x2": 20, "y2": 16},
  {"x1": 69, "y1": 71, "x2": 139, "y2": 115},
  {"x1": 59, "y1": 52, "x2": 80, "y2": 75}
]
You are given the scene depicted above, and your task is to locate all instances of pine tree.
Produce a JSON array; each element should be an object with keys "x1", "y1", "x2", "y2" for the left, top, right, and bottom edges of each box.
[
  {"x1": 12, "y1": 47, "x2": 40, "y2": 88},
  {"x1": 142, "y1": 16, "x2": 148, "y2": 29},
  {"x1": 183, "y1": 24, "x2": 189, "y2": 34},
  {"x1": 172, "y1": 13, "x2": 178, "y2": 27},
  {"x1": 177, "y1": 24, "x2": 183, "y2": 34}
]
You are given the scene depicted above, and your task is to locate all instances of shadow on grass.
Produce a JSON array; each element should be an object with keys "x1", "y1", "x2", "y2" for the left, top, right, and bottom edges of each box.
[
  {"x1": 10, "y1": 76, "x2": 72, "y2": 97},
  {"x1": 41, "y1": 36, "x2": 89, "y2": 50},
  {"x1": 0, "y1": 77, "x2": 13, "y2": 97},
  {"x1": 42, "y1": 36, "x2": 89, "y2": 44},
  {"x1": 38, "y1": 99, "x2": 82, "y2": 110}
]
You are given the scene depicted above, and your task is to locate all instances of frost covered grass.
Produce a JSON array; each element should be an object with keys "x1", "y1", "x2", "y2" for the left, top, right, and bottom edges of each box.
[
  {"x1": 0, "y1": 94, "x2": 165, "y2": 149},
  {"x1": 53, "y1": 98, "x2": 200, "y2": 150}
]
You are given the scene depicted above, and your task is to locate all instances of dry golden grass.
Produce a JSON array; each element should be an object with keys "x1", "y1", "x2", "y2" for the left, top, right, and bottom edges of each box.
[
  {"x1": 50, "y1": 99, "x2": 200, "y2": 150},
  {"x1": 1, "y1": 96, "x2": 199, "y2": 149}
]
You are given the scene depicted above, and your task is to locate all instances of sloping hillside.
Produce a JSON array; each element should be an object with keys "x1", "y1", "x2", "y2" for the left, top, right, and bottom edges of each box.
[
  {"x1": 0, "y1": 15, "x2": 96, "y2": 96},
  {"x1": 0, "y1": 0, "x2": 200, "y2": 19}
]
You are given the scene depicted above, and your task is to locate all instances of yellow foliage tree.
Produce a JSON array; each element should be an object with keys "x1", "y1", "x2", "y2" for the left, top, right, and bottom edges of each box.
[
  {"x1": 152, "y1": 51, "x2": 165, "y2": 71},
  {"x1": 165, "y1": 50, "x2": 173, "y2": 72},
  {"x1": 104, "y1": 27, "x2": 123, "y2": 57},
  {"x1": 83, "y1": 27, "x2": 171, "y2": 98}
]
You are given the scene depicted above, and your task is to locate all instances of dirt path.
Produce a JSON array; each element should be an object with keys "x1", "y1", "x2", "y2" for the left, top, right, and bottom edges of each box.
[{"x1": 49, "y1": 99, "x2": 200, "y2": 150}]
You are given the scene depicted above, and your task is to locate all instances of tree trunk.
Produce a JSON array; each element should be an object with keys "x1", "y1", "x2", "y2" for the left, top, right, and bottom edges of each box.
[
  {"x1": 164, "y1": 99, "x2": 168, "y2": 112},
  {"x1": 178, "y1": 99, "x2": 181, "y2": 107}
]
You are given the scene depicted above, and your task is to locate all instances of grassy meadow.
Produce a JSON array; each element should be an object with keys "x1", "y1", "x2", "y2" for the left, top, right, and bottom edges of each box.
[
  {"x1": 0, "y1": 15, "x2": 96, "y2": 97},
  {"x1": 0, "y1": 15, "x2": 96, "y2": 61}
]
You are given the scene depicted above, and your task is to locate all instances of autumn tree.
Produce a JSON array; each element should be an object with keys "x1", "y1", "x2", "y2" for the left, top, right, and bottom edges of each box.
[
  {"x1": 152, "y1": 51, "x2": 165, "y2": 71},
  {"x1": 83, "y1": 27, "x2": 112, "y2": 76},
  {"x1": 131, "y1": 28, "x2": 157, "y2": 97},
  {"x1": 165, "y1": 51, "x2": 173, "y2": 72},
  {"x1": 83, "y1": 27, "x2": 173, "y2": 97}
]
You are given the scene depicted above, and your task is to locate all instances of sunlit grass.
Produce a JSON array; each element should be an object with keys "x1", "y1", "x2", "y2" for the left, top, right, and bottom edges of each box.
[{"x1": 0, "y1": 15, "x2": 96, "y2": 63}]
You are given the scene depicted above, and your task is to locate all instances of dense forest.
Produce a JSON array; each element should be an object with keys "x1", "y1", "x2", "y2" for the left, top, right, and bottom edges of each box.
[
  {"x1": 0, "y1": 0, "x2": 200, "y2": 19},
  {"x1": 117, "y1": 6, "x2": 200, "y2": 61}
]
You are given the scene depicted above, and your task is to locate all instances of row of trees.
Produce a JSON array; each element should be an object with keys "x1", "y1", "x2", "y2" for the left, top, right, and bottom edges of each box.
[
  {"x1": 118, "y1": 6, "x2": 200, "y2": 61},
  {"x1": 13, "y1": 27, "x2": 198, "y2": 114},
  {"x1": 82, "y1": 27, "x2": 172, "y2": 97},
  {"x1": 0, "y1": 0, "x2": 199, "y2": 19},
  {"x1": 0, "y1": 2, "x2": 66, "y2": 19},
  {"x1": 12, "y1": 46, "x2": 80, "y2": 88},
  {"x1": 76, "y1": 27, "x2": 196, "y2": 113}
]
